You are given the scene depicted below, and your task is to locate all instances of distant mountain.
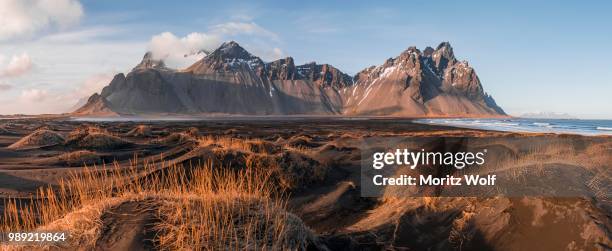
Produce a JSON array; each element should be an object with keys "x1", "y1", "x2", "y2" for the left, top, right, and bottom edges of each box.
[
  {"x1": 73, "y1": 93, "x2": 118, "y2": 116},
  {"x1": 74, "y1": 41, "x2": 505, "y2": 117},
  {"x1": 68, "y1": 96, "x2": 89, "y2": 112},
  {"x1": 519, "y1": 112, "x2": 578, "y2": 119},
  {"x1": 344, "y1": 43, "x2": 504, "y2": 116}
]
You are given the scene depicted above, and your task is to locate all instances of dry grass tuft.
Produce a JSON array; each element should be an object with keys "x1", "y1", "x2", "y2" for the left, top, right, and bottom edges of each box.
[
  {"x1": 199, "y1": 136, "x2": 279, "y2": 154},
  {"x1": 65, "y1": 125, "x2": 130, "y2": 150},
  {"x1": 153, "y1": 130, "x2": 198, "y2": 145},
  {"x1": 125, "y1": 125, "x2": 152, "y2": 137},
  {"x1": 57, "y1": 150, "x2": 101, "y2": 166},
  {"x1": 199, "y1": 136, "x2": 327, "y2": 190},
  {"x1": 1, "y1": 159, "x2": 314, "y2": 250}
]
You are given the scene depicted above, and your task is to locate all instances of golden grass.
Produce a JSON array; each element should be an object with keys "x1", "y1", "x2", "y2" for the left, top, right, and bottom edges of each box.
[
  {"x1": 199, "y1": 135, "x2": 322, "y2": 156},
  {"x1": 476, "y1": 140, "x2": 610, "y2": 183},
  {"x1": 198, "y1": 136, "x2": 326, "y2": 191},
  {"x1": 199, "y1": 136, "x2": 279, "y2": 154},
  {"x1": 126, "y1": 125, "x2": 152, "y2": 136},
  {"x1": 1, "y1": 158, "x2": 312, "y2": 250}
]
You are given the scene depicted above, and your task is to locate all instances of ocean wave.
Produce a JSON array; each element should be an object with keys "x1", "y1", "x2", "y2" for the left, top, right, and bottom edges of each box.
[
  {"x1": 494, "y1": 122, "x2": 519, "y2": 126},
  {"x1": 414, "y1": 118, "x2": 612, "y2": 136}
]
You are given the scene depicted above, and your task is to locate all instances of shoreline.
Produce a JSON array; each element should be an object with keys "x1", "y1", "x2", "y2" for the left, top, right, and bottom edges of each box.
[
  {"x1": 3, "y1": 114, "x2": 610, "y2": 138},
  {"x1": 415, "y1": 118, "x2": 612, "y2": 137}
]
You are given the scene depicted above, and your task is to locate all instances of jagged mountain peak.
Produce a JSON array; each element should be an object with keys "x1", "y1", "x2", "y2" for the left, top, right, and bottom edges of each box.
[
  {"x1": 133, "y1": 51, "x2": 166, "y2": 70},
  {"x1": 186, "y1": 41, "x2": 264, "y2": 74},
  {"x1": 221, "y1": 40, "x2": 240, "y2": 48},
  {"x1": 402, "y1": 46, "x2": 422, "y2": 55},
  {"x1": 294, "y1": 62, "x2": 353, "y2": 89},
  {"x1": 73, "y1": 93, "x2": 116, "y2": 116},
  {"x1": 264, "y1": 58, "x2": 353, "y2": 89},
  {"x1": 266, "y1": 57, "x2": 298, "y2": 80},
  {"x1": 209, "y1": 41, "x2": 256, "y2": 60},
  {"x1": 423, "y1": 46, "x2": 435, "y2": 57},
  {"x1": 432, "y1": 41, "x2": 457, "y2": 73},
  {"x1": 433, "y1": 42, "x2": 456, "y2": 58},
  {"x1": 436, "y1": 41, "x2": 453, "y2": 50}
]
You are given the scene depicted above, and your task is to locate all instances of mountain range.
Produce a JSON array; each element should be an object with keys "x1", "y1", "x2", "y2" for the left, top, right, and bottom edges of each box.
[{"x1": 74, "y1": 41, "x2": 505, "y2": 117}]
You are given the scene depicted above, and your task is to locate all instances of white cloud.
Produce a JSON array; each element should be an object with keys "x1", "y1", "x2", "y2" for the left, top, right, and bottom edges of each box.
[
  {"x1": 75, "y1": 72, "x2": 114, "y2": 98},
  {"x1": 1, "y1": 53, "x2": 33, "y2": 77},
  {"x1": 1, "y1": 72, "x2": 115, "y2": 114},
  {"x1": 0, "y1": 81, "x2": 12, "y2": 91},
  {"x1": 40, "y1": 26, "x2": 124, "y2": 43},
  {"x1": 149, "y1": 32, "x2": 221, "y2": 68},
  {"x1": 0, "y1": 38, "x2": 144, "y2": 115},
  {"x1": 20, "y1": 88, "x2": 49, "y2": 102},
  {"x1": 148, "y1": 21, "x2": 282, "y2": 68},
  {"x1": 211, "y1": 21, "x2": 279, "y2": 41},
  {"x1": 58, "y1": 72, "x2": 114, "y2": 112},
  {"x1": 271, "y1": 48, "x2": 283, "y2": 60},
  {"x1": 0, "y1": 0, "x2": 84, "y2": 41},
  {"x1": 245, "y1": 47, "x2": 284, "y2": 61}
]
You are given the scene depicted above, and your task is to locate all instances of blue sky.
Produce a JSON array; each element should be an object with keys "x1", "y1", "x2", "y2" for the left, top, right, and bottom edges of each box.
[{"x1": 0, "y1": 0, "x2": 610, "y2": 118}]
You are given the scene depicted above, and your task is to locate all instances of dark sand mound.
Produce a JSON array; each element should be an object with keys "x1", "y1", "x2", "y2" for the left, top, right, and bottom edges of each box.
[
  {"x1": 152, "y1": 127, "x2": 200, "y2": 145},
  {"x1": 185, "y1": 127, "x2": 200, "y2": 137},
  {"x1": 65, "y1": 126, "x2": 131, "y2": 150},
  {"x1": 153, "y1": 132, "x2": 197, "y2": 145},
  {"x1": 215, "y1": 149, "x2": 328, "y2": 191},
  {"x1": 67, "y1": 125, "x2": 108, "y2": 137},
  {"x1": 325, "y1": 197, "x2": 611, "y2": 250},
  {"x1": 275, "y1": 150, "x2": 327, "y2": 190},
  {"x1": 241, "y1": 139, "x2": 280, "y2": 154},
  {"x1": 33, "y1": 150, "x2": 102, "y2": 166},
  {"x1": 95, "y1": 199, "x2": 159, "y2": 250},
  {"x1": 194, "y1": 138, "x2": 327, "y2": 190},
  {"x1": 57, "y1": 150, "x2": 101, "y2": 166},
  {"x1": 0, "y1": 125, "x2": 17, "y2": 135},
  {"x1": 287, "y1": 135, "x2": 323, "y2": 148},
  {"x1": 75, "y1": 134, "x2": 130, "y2": 150},
  {"x1": 7, "y1": 129, "x2": 65, "y2": 150},
  {"x1": 125, "y1": 125, "x2": 152, "y2": 137},
  {"x1": 223, "y1": 128, "x2": 239, "y2": 135},
  {"x1": 181, "y1": 149, "x2": 316, "y2": 191}
]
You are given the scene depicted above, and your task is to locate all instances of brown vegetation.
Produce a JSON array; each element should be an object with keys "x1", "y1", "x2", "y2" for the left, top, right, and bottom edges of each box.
[
  {"x1": 125, "y1": 125, "x2": 152, "y2": 137},
  {"x1": 198, "y1": 136, "x2": 327, "y2": 190},
  {"x1": 65, "y1": 125, "x2": 130, "y2": 150},
  {"x1": 56, "y1": 150, "x2": 101, "y2": 166},
  {"x1": 1, "y1": 160, "x2": 316, "y2": 250}
]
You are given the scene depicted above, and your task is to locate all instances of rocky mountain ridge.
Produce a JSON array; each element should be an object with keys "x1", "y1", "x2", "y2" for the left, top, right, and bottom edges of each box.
[{"x1": 74, "y1": 41, "x2": 505, "y2": 117}]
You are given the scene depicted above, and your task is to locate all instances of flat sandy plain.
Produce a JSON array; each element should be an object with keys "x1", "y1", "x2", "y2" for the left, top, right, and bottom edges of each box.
[{"x1": 0, "y1": 117, "x2": 609, "y2": 250}]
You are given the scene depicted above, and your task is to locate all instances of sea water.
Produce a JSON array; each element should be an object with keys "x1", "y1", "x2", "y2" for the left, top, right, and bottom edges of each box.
[{"x1": 415, "y1": 118, "x2": 612, "y2": 136}]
